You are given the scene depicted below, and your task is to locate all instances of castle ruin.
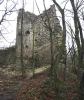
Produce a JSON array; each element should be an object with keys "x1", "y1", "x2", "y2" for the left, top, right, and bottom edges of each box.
[{"x1": 16, "y1": 5, "x2": 63, "y2": 67}]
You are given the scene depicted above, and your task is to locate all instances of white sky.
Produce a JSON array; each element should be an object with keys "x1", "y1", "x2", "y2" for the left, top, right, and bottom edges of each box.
[
  {"x1": 0, "y1": 0, "x2": 55, "y2": 48},
  {"x1": 0, "y1": 0, "x2": 83, "y2": 49}
]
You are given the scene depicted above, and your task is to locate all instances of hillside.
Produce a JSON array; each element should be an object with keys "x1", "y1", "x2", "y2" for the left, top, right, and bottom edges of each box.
[{"x1": 16, "y1": 69, "x2": 78, "y2": 100}]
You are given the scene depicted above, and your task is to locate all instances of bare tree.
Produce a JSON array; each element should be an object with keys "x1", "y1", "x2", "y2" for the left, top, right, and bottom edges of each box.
[
  {"x1": 0, "y1": 0, "x2": 17, "y2": 25},
  {"x1": 52, "y1": 0, "x2": 67, "y2": 81},
  {"x1": 52, "y1": 0, "x2": 84, "y2": 99},
  {"x1": 0, "y1": 0, "x2": 17, "y2": 47},
  {"x1": 66, "y1": 21, "x2": 77, "y2": 74},
  {"x1": 70, "y1": 0, "x2": 84, "y2": 72},
  {"x1": 20, "y1": 0, "x2": 26, "y2": 78},
  {"x1": 69, "y1": 0, "x2": 84, "y2": 99}
]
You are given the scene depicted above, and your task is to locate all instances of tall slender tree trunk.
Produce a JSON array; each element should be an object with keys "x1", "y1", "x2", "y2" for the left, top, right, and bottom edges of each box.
[
  {"x1": 70, "y1": 0, "x2": 84, "y2": 73},
  {"x1": 70, "y1": 0, "x2": 84, "y2": 99},
  {"x1": 32, "y1": 27, "x2": 35, "y2": 77},
  {"x1": 52, "y1": 0, "x2": 67, "y2": 80},
  {"x1": 62, "y1": 10, "x2": 67, "y2": 81},
  {"x1": 20, "y1": 0, "x2": 26, "y2": 78},
  {"x1": 49, "y1": 30, "x2": 54, "y2": 77}
]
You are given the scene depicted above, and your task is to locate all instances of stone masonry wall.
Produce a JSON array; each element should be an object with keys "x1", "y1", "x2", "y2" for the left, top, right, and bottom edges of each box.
[{"x1": 16, "y1": 5, "x2": 63, "y2": 67}]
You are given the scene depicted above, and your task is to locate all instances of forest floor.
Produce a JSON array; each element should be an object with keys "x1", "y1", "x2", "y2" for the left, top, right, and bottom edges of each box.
[
  {"x1": 0, "y1": 70, "x2": 21, "y2": 100},
  {"x1": 0, "y1": 66, "x2": 79, "y2": 100},
  {"x1": 0, "y1": 66, "x2": 49, "y2": 100},
  {"x1": 16, "y1": 69, "x2": 79, "y2": 100}
]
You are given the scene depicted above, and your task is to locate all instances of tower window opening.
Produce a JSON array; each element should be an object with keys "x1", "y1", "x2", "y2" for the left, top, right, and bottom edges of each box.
[
  {"x1": 25, "y1": 30, "x2": 30, "y2": 35},
  {"x1": 25, "y1": 45, "x2": 28, "y2": 48}
]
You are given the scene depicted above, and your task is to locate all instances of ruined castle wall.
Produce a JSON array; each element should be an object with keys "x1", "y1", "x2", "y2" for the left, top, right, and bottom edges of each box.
[
  {"x1": 16, "y1": 5, "x2": 63, "y2": 67},
  {"x1": 33, "y1": 5, "x2": 62, "y2": 49},
  {"x1": 16, "y1": 9, "x2": 36, "y2": 58},
  {"x1": 32, "y1": 5, "x2": 63, "y2": 66}
]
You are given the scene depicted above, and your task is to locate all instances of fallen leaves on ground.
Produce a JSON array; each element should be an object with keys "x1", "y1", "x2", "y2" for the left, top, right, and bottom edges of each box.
[{"x1": 16, "y1": 71, "x2": 79, "y2": 100}]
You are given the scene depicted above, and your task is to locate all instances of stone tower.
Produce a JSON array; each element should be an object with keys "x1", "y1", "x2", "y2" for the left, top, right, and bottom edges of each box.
[{"x1": 16, "y1": 5, "x2": 63, "y2": 67}]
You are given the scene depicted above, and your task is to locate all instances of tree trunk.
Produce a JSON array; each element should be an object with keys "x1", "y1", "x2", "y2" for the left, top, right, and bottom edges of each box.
[
  {"x1": 20, "y1": 0, "x2": 26, "y2": 78},
  {"x1": 52, "y1": 0, "x2": 67, "y2": 80}
]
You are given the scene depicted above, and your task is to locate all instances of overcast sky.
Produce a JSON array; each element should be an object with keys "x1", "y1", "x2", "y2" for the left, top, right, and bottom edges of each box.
[
  {"x1": 0, "y1": 0, "x2": 74, "y2": 48},
  {"x1": 0, "y1": 0, "x2": 55, "y2": 48}
]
